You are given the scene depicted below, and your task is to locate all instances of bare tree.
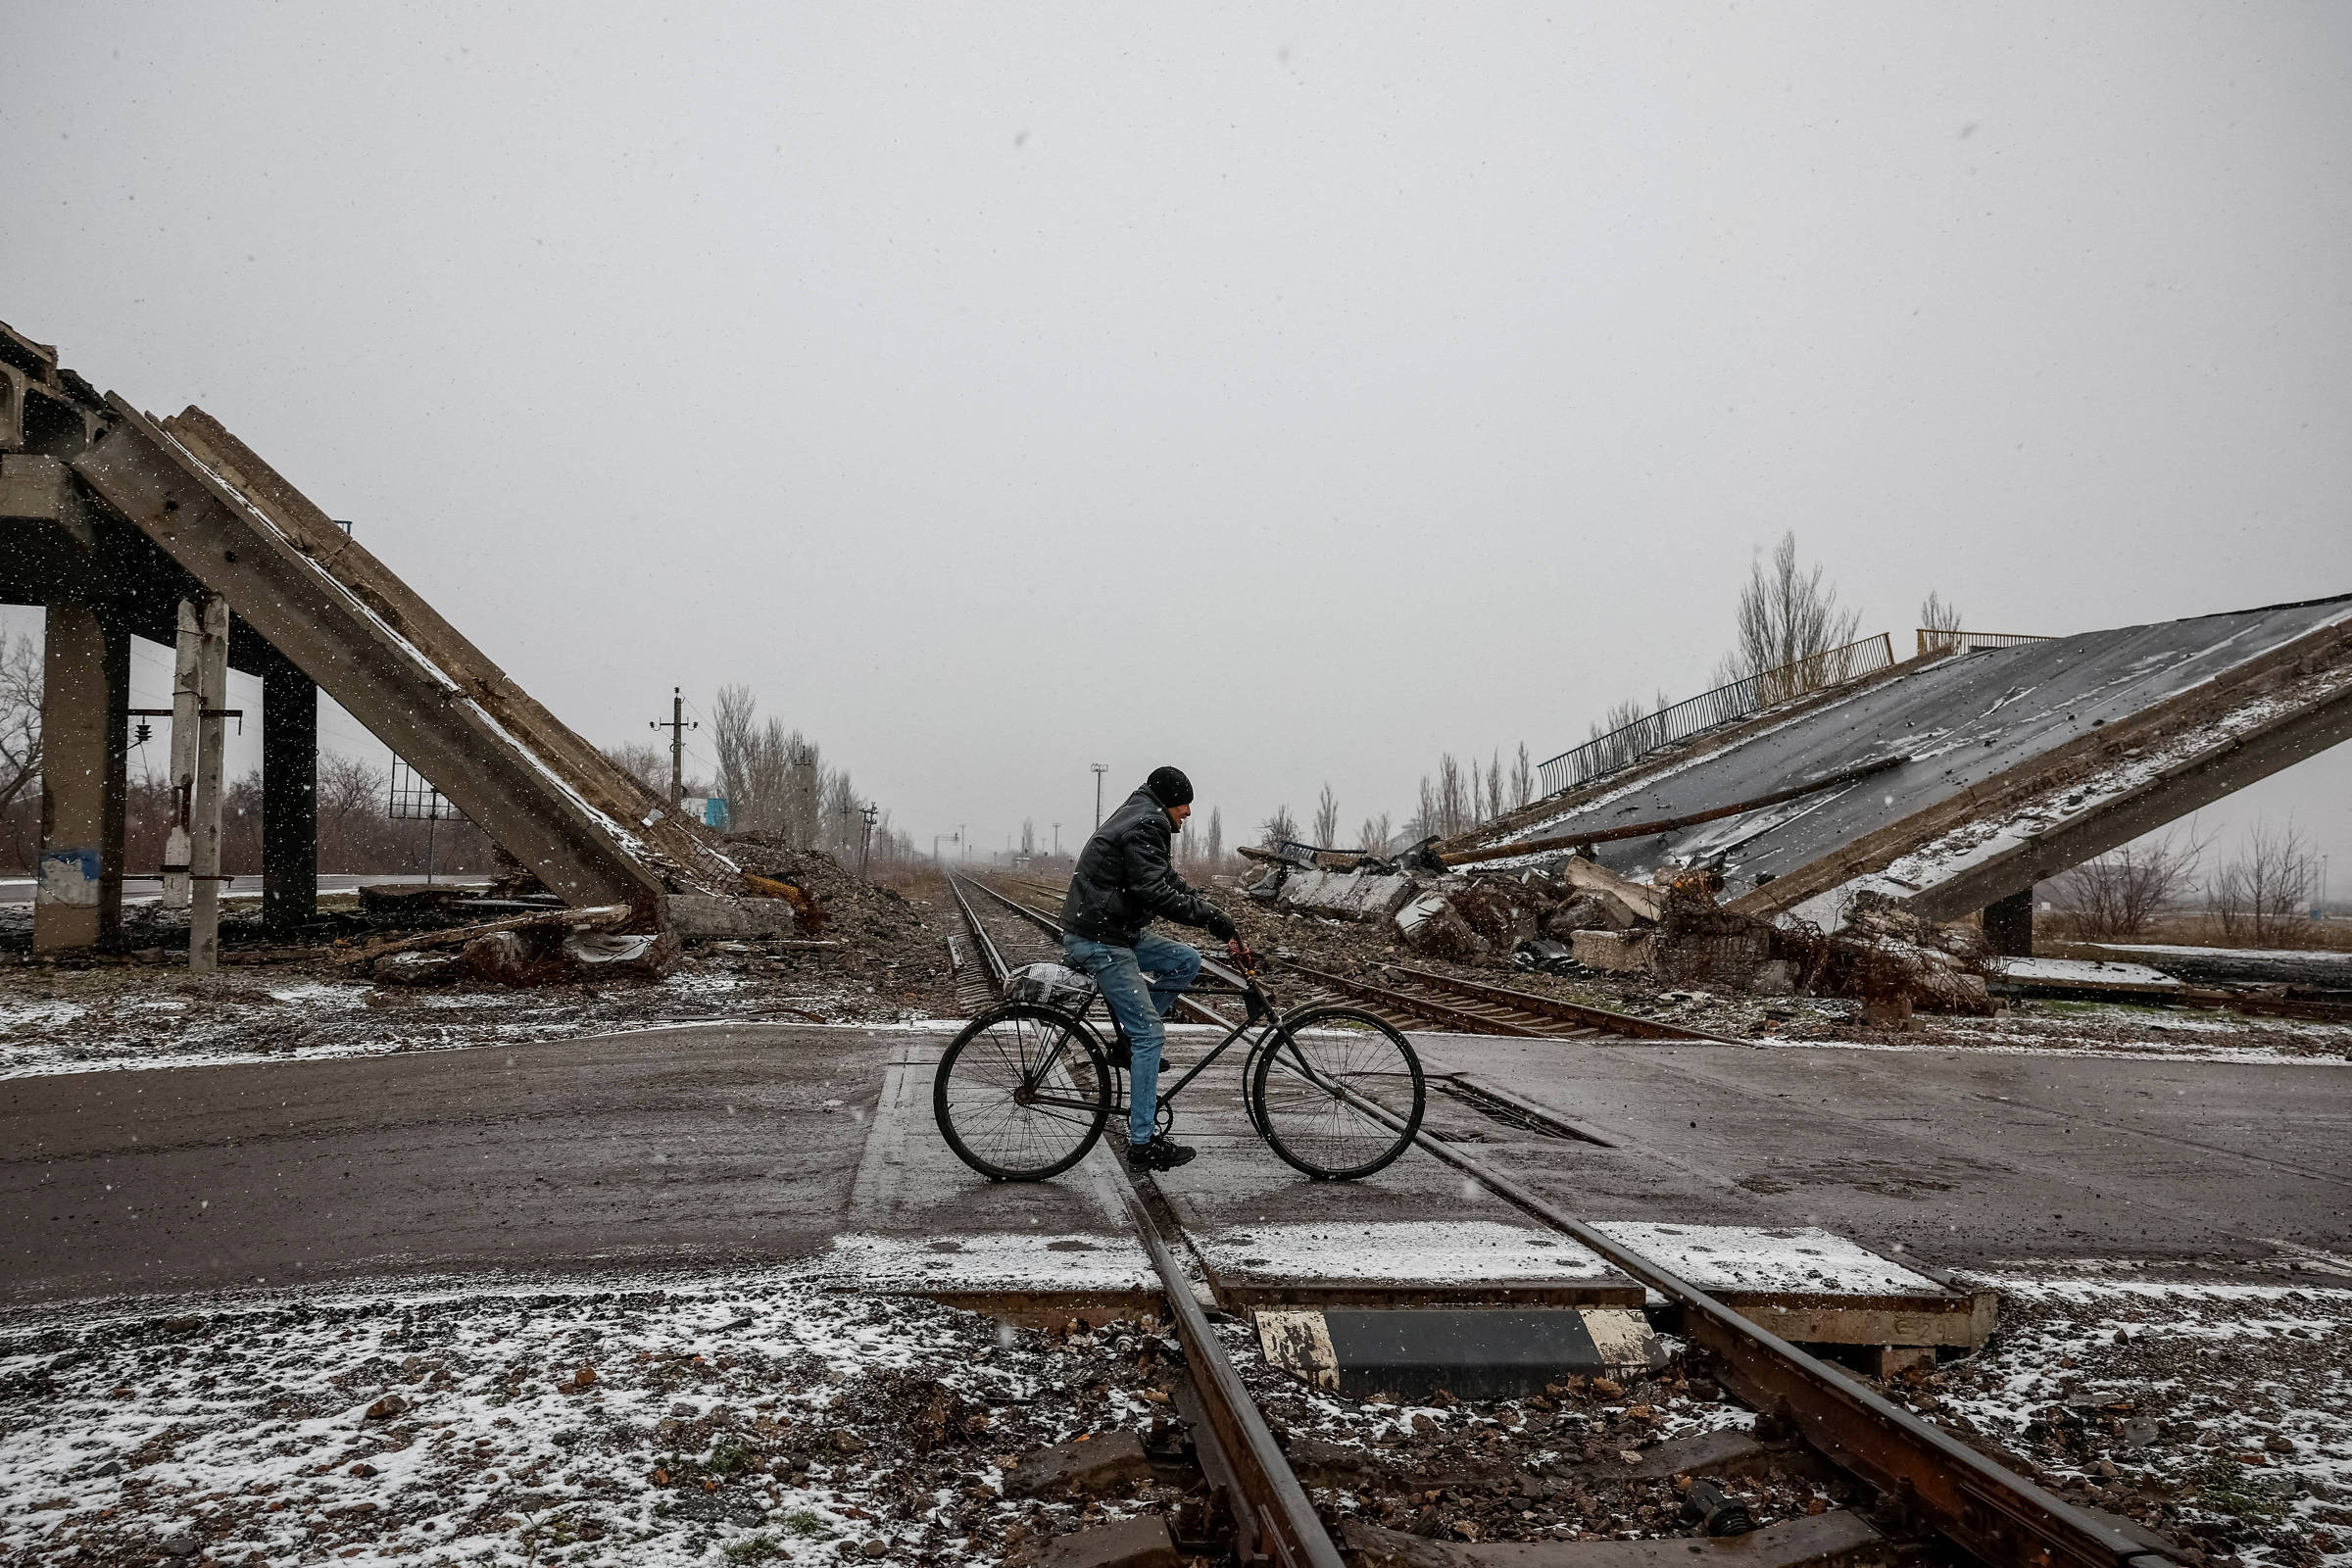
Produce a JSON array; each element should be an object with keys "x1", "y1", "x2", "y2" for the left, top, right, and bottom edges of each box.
[
  {"x1": 1436, "y1": 753, "x2": 1469, "y2": 837},
  {"x1": 1356, "y1": 812, "x2": 1393, "y2": 854},
  {"x1": 1312, "y1": 783, "x2": 1340, "y2": 849},
  {"x1": 711, "y1": 684, "x2": 828, "y2": 847},
  {"x1": 1510, "y1": 743, "x2": 1534, "y2": 810},
  {"x1": 1729, "y1": 531, "x2": 1862, "y2": 699},
  {"x1": 0, "y1": 631, "x2": 40, "y2": 815},
  {"x1": 1258, "y1": 803, "x2": 1299, "y2": 849},
  {"x1": 316, "y1": 753, "x2": 385, "y2": 871},
  {"x1": 1206, "y1": 807, "x2": 1223, "y2": 868},
  {"x1": 1020, "y1": 818, "x2": 1036, "y2": 857},
  {"x1": 2209, "y1": 821, "x2": 2316, "y2": 947},
  {"x1": 1482, "y1": 751, "x2": 1504, "y2": 823},
  {"x1": 1920, "y1": 591, "x2": 1963, "y2": 634},
  {"x1": 2049, "y1": 826, "x2": 2207, "y2": 938},
  {"x1": 603, "y1": 741, "x2": 670, "y2": 798}
]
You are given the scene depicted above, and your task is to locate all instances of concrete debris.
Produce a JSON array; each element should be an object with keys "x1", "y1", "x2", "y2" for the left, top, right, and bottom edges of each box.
[
  {"x1": 1252, "y1": 840, "x2": 2000, "y2": 1016},
  {"x1": 562, "y1": 929, "x2": 676, "y2": 975},
  {"x1": 1571, "y1": 930, "x2": 1657, "y2": 973},
  {"x1": 1273, "y1": 866, "x2": 1419, "y2": 922},
  {"x1": 664, "y1": 893, "x2": 799, "y2": 941}
]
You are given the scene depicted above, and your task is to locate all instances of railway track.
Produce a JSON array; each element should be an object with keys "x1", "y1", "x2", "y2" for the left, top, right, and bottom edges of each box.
[
  {"x1": 941, "y1": 869, "x2": 2189, "y2": 1568},
  {"x1": 946, "y1": 871, "x2": 1339, "y2": 1568}
]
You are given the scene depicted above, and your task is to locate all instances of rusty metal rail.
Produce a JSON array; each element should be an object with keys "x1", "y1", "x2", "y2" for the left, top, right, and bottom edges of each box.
[
  {"x1": 1277, "y1": 957, "x2": 1744, "y2": 1045},
  {"x1": 949, "y1": 870, "x2": 2180, "y2": 1566},
  {"x1": 1113, "y1": 1174, "x2": 1346, "y2": 1568},
  {"x1": 948, "y1": 874, "x2": 1345, "y2": 1568},
  {"x1": 1321, "y1": 1081, "x2": 2183, "y2": 1568}
]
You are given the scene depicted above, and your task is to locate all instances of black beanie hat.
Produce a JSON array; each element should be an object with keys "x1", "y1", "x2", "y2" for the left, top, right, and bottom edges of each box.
[{"x1": 1147, "y1": 766, "x2": 1195, "y2": 808}]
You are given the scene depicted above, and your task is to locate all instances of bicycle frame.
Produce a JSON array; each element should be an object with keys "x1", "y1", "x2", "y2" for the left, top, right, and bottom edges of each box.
[{"x1": 1016, "y1": 954, "x2": 1323, "y2": 1122}]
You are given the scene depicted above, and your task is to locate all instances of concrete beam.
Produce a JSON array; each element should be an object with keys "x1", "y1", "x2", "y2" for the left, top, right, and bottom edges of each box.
[
  {"x1": 72, "y1": 401, "x2": 665, "y2": 908},
  {"x1": 1909, "y1": 676, "x2": 2352, "y2": 921},
  {"x1": 1731, "y1": 612, "x2": 2352, "y2": 927}
]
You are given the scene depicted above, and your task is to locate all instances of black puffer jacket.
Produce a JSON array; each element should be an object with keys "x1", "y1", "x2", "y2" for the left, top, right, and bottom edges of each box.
[{"x1": 1061, "y1": 786, "x2": 1229, "y2": 946}]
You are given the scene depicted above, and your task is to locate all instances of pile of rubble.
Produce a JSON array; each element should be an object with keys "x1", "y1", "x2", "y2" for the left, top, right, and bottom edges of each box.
[
  {"x1": 345, "y1": 838, "x2": 943, "y2": 998},
  {"x1": 1238, "y1": 847, "x2": 1994, "y2": 1022}
]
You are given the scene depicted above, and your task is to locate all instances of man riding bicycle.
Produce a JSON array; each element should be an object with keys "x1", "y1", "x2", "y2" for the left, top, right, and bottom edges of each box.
[{"x1": 1060, "y1": 766, "x2": 1243, "y2": 1172}]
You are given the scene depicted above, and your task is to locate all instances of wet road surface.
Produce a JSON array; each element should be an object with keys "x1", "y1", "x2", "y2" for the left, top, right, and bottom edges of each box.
[{"x1": 4, "y1": 1024, "x2": 2346, "y2": 1306}]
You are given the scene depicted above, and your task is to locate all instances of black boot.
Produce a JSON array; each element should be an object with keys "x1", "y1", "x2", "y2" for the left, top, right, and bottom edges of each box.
[{"x1": 1126, "y1": 1136, "x2": 1197, "y2": 1172}]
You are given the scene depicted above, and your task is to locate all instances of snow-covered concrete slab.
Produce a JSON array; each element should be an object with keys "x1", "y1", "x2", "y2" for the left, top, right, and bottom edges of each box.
[
  {"x1": 1190, "y1": 1220, "x2": 1640, "y2": 1306},
  {"x1": 1592, "y1": 1222, "x2": 1992, "y2": 1347},
  {"x1": 826, "y1": 1233, "x2": 1155, "y2": 1296},
  {"x1": 1592, "y1": 1222, "x2": 1949, "y2": 1297},
  {"x1": 1989, "y1": 956, "x2": 2183, "y2": 990}
]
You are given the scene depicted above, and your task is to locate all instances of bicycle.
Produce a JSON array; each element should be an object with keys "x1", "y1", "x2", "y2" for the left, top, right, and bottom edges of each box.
[{"x1": 932, "y1": 942, "x2": 1426, "y2": 1183}]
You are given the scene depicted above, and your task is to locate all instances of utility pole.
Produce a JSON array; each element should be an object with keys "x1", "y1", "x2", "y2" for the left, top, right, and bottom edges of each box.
[
  {"x1": 860, "y1": 803, "x2": 878, "y2": 877},
  {"x1": 1092, "y1": 762, "x2": 1108, "y2": 827},
  {"x1": 958, "y1": 823, "x2": 967, "y2": 862},
  {"x1": 1054, "y1": 823, "x2": 1060, "y2": 858},
  {"x1": 650, "y1": 687, "x2": 696, "y2": 806}
]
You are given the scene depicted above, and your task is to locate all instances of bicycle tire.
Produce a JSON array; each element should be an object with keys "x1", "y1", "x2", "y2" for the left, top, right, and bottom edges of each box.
[
  {"x1": 934, "y1": 1004, "x2": 1113, "y2": 1182},
  {"x1": 1249, "y1": 1004, "x2": 1425, "y2": 1180}
]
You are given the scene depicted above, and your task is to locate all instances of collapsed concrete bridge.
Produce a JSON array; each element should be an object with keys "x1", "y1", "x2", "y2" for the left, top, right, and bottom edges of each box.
[
  {"x1": 1, "y1": 318, "x2": 749, "y2": 954},
  {"x1": 1445, "y1": 592, "x2": 2352, "y2": 953}
]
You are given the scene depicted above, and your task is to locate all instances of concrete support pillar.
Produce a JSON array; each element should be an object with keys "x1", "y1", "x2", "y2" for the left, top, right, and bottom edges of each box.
[
  {"x1": 1983, "y1": 886, "x2": 2034, "y2": 957},
  {"x1": 186, "y1": 596, "x2": 230, "y2": 974},
  {"x1": 33, "y1": 605, "x2": 109, "y2": 952},
  {"x1": 98, "y1": 617, "x2": 129, "y2": 940},
  {"x1": 261, "y1": 647, "x2": 318, "y2": 935}
]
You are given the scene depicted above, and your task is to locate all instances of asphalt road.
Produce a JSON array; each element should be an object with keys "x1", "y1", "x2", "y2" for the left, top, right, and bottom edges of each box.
[{"x1": 4, "y1": 1025, "x2": 2347, "y2": 1306}]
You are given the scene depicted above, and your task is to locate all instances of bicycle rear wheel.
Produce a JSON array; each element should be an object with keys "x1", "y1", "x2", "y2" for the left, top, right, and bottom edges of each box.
[
  {"x1": 934, "y1": 1004, "x2": 1112, "y2": 1182},
  {"x1": 1250, "y1": 1005, "x2": 1424, "y2": 1180}
]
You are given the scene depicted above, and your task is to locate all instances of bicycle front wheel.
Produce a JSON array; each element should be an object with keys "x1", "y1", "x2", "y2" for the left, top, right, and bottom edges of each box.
[
  {"x1": 934, "y1": 1004, "x2": 1112, "y2": 1182},
  {"x1": 1250, "y1": 1005, "x2": 1425, "y2": 1180}
]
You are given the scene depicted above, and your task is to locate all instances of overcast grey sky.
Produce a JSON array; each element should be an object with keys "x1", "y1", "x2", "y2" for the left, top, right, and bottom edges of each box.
[{"x1": 5, "y1": 2, "x2": 2348, "y2": 878}]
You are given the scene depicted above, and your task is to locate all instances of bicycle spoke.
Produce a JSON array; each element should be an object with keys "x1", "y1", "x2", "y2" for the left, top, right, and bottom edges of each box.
[
  {"x1": 936, "y1": 1007, "x2": 1111, "y2": 1180},
  {"x1": 1252, "y1": 1010, "x2": 1422, "y2": 1179}
]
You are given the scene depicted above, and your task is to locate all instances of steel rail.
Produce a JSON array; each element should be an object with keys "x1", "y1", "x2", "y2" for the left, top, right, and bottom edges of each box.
[
  {"x1": 954, "y1": 882, "x2": 2180, "y2": 1565},
  {"x1": 946, "y1": 870, "x2": 1343, "y2": 1567},
  {"x1": 945, "y1": 873, "x2": 1013, "y2": 990},
  {"x1": 1273, "y1": 958, "x2": 1555, "y2": 1038},
  {"x1": 1112, "y1": 1174, "x2": 1347, "y2": 1568},
  {"x1": 1385, "y1": 963, "x2": 1750, "y2": 1045},
  {"x1": 1315, "y1": 1080, "x2": 2182, "y2": 1568}
]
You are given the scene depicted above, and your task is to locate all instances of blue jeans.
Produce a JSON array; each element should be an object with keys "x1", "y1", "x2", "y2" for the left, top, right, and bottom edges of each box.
[{"x1": 1063, "y1": 931, "x2": 1202, "y2": 1147}]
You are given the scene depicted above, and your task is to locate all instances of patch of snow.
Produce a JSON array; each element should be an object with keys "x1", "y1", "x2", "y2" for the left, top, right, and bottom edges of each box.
[
  {"x1": 1191, "y1": 1220, "x2": 1622, "y2": 1285},
  {"x1": 1989, "y1": 956, "x2": 2182, "y2": 988},
  {"x1": 1590, "y1": 1223, "x2": 1950, "y2": 1297}
]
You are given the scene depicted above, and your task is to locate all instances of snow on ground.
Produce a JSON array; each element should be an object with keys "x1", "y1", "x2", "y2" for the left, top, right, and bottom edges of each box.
[
  {"x1": 0, "y1": 965, "x2": 959, "y2": 1081},
  {"x1": 1893, "y1": 1271, "x2": 2352, "y2": 1568},
  {"x1": 0, "y1": 1269, "x2": 1185, "y2": 1568}
]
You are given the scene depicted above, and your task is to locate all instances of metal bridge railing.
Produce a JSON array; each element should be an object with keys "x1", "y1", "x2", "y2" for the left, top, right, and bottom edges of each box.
[
  {"x1": 1916, "y1": 627, "x2": 2054, "y2": 659},
  {"x1": 1535, "y1": 633, "x2": 1896, "y2": 799}
]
